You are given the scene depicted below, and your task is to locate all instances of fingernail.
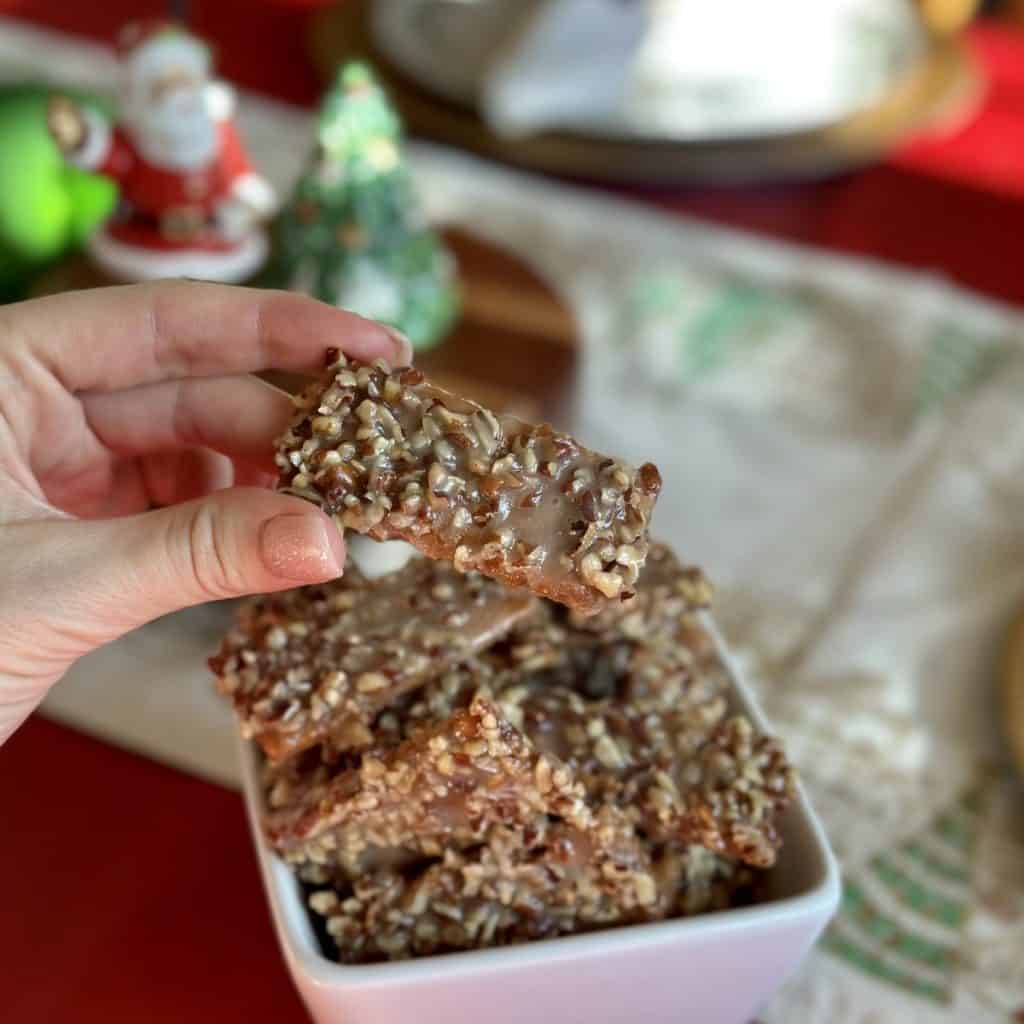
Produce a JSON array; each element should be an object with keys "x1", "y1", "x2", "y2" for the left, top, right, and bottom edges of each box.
[
  {"x1": 384, "y1": 326, "x2": 413, "y2": 366},
  {"x1": 260, "y1": 513, "x2": 345, "y2": 582}
]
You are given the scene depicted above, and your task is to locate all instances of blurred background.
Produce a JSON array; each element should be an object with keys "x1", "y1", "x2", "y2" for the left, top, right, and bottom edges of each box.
[
  {"x1": 0, "y1": 0, "x2": 1022, "y2": 305},
  {"x1": 2, "y1": 3, "x2": 1024, "y2": 1023}
]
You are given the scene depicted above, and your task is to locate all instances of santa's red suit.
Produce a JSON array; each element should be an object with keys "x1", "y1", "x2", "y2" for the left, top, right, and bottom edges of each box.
[
  {"x1": 88, "y1": 103, "x2": 260, "y2": 251},
  {"x1": 68, "y1": 23, "x2": 275, "y2": 282}
]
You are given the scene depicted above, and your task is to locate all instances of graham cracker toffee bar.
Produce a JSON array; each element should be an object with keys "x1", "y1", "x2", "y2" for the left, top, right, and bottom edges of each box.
[
  {"x1": 567, "y1": 541, "x2": 713, "y2": 638},
  {"x1": 210, "y1": 559, "x2": 535, "y2": 762},
  {"x1": 514, "y1": 683, "x2": 793, "y2": 869},
  {"x1": 263, "y1": 694, "x2": 593, "y2": 860},
  {"x1": 306, "y1": 814, "x2": 659, "y2": 963},
  {"x1": 275, "y1": 352, "x2": 662, "y2": 615}
]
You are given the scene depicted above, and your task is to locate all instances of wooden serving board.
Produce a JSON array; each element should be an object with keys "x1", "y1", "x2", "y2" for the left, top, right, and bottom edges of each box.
[{"x1": 30, "y1": 227, "x2": 578, "y2": 423}]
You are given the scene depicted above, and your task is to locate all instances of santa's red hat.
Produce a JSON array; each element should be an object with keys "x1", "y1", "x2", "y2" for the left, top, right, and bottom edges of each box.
[{"x1": 117, "y1": 20, "x2": 211, "y2": 82}]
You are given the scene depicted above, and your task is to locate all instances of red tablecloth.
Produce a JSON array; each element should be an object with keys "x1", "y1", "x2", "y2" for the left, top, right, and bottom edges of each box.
[
  {"x1": 2, "y1": 717, "x2": 304, "y2": 1023},
  {"x1": 2, "y1": 5, "x2": 1024, "y2": 1023}
]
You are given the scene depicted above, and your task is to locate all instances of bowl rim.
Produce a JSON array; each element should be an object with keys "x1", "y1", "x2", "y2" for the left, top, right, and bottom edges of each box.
[{"x1": 238, "y1": 615, "x2": 841, "y2": 988}]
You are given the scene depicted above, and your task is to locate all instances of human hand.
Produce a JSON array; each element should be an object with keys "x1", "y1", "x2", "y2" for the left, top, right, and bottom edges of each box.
[{"x1": 0, "y1": 281, "x2": 410, "y2": 746}]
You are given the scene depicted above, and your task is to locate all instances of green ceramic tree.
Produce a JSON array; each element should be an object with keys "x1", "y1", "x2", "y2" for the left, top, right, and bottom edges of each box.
[{"x1": 265, "y1": 62, "x2": 457, "y2": 351}]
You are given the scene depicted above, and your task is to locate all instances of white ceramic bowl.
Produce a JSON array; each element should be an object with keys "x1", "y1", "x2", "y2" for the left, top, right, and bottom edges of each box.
[{"x1": 238, "y1": 620, "x2": 840, "y2": 1024}]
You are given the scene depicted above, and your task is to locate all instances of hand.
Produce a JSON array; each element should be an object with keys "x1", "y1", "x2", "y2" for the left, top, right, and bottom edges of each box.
[
  {"x1": 46, "y1": 94, "x2": 87, "y2": 154},
  {"x1": 0, "y1": 281, "x2": 411, "y2": 746}
]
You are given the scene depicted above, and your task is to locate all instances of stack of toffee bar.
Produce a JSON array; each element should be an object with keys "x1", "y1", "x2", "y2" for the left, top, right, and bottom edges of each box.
[{"x1": 211, "y1": 355, "x2": 795, "y2": 963}]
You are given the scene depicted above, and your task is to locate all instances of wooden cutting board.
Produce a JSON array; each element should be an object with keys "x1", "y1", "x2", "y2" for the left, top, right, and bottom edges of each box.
[{"x1": 30, "y1": 227, "x2": 578, "y2": 422}]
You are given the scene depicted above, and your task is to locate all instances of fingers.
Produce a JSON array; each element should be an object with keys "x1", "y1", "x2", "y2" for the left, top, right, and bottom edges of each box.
[
  {"x1": 0, "y1": 489, "x2": 346, "y2": 676},
  {"x1": 139, "y1": 448, "x2": 236, "y2": 507},
  {"x1": 82, "y1": 374, "x2": 295, "y2": 472},
  {"x1": 138, "y1": 449, "x2": 274, "y2": 506},
  {"x1": 1, "y1": 281, "x2": 412, "y2": 394},
  {"x1": 60, "y1": 449, "x2": 278, "y2": 519}
]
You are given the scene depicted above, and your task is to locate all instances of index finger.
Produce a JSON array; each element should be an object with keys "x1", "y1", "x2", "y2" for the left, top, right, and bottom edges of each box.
[{"x1": 0, "y1": 280, "x2": 411, "y2": 393}]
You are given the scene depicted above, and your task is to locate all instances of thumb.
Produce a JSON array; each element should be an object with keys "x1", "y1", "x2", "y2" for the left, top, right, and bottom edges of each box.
[{"x1": 3, "y1": 488, "x2": 345, "y2": 666}]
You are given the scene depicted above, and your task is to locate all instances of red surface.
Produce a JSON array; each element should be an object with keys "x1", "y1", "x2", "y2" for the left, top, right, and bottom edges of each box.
[
  {"x1": 0, "y1": 716, "x2": 308, "y2": 1022},
  {"x1": 2, "y1": 6, "x2": 1024, "y2": 1023}
]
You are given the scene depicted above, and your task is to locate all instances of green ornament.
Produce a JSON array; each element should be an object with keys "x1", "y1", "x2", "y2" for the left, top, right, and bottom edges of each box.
[
  {"x1": 263, "y1": 62, "x2": 457, "y2": 352},
  {"x1": 0, "y1": 85, "x2": 116, "y2": 301}
]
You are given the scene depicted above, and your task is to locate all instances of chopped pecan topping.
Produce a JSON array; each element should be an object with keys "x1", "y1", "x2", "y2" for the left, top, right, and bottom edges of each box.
[
  {"x1": 211, "y1": 558, "x2": 534, "y2": 761},
  {"x1": 215, "y1": 492, "x2": 795, "y2": 961},
  {"x1": 275, "y1": 353, "x2": 661, "y2": 614}
]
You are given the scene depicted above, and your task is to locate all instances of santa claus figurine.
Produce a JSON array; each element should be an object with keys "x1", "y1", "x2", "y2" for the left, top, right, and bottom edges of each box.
[{"x1": 47, "y1": 20, "x2": 275, "y2": 283}]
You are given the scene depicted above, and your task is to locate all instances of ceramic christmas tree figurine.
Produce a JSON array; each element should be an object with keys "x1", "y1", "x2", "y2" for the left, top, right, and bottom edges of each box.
[
  {"x1": 46, "y1": 20, "x2": 276, "y2": 283},
  {"x1": 265, "y1": 62, "x2": 457, "y2": 351}
]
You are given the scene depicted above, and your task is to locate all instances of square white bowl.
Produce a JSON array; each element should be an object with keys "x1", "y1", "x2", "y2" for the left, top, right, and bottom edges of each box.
[{"x1": 238, "y1": 618, "x2": 840, "y2": 1024}]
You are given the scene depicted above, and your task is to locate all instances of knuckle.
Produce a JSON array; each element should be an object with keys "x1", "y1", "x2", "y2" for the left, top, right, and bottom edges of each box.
[{"x1": 179, "y1": 502, "x2": 245, "y2": 600}]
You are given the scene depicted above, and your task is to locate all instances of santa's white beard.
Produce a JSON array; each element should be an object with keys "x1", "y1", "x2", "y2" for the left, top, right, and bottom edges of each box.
[{"x1": 124, "y1": 90, "x2": 217, "y2": 171}]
